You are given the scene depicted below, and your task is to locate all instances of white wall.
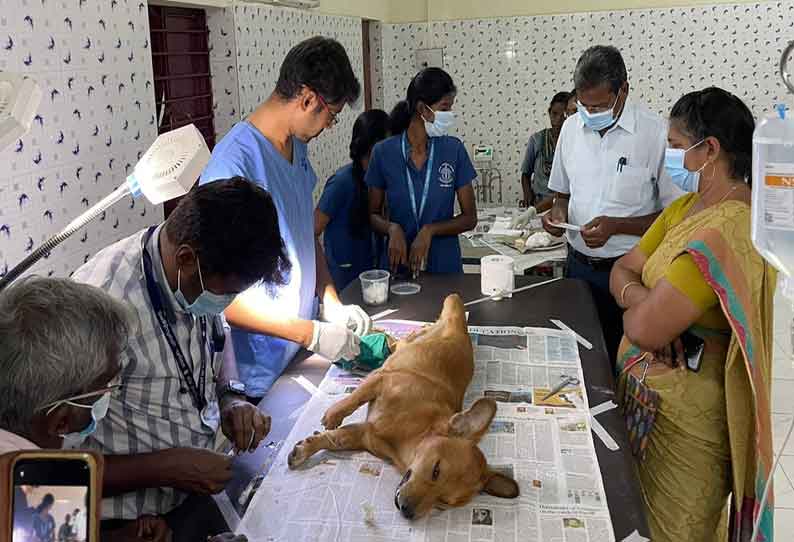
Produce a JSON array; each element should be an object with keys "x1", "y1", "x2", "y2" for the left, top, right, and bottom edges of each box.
[
  {"x1": 0, "y1": 0, "x2": 161, "y2": 278},
  {"x1": 380, "y1": 0, "x2": 793, "y2": 205}
]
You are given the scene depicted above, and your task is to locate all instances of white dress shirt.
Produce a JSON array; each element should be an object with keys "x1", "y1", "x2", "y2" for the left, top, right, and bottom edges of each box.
[{"x1": 548, "y1": 99, "x2": 680, "y2": 258}]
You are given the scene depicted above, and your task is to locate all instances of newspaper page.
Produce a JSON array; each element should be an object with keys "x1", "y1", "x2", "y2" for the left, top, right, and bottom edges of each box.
[{"x1": 237, "y1": 322, "x2": 615, "y2": 542}]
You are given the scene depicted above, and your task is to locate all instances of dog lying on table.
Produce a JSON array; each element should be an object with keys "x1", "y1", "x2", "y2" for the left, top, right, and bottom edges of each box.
[{"x1": 287, "y1": 294, "x2": 520, "y2": 520}]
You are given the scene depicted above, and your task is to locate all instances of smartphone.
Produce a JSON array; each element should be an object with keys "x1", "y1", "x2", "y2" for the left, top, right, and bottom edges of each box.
[
  {"x1": 680, "y1": 331, "x2": 705, "y2": 372},
  {"x1": 8, "y1": 451, "x2": 98, "y2": 542}
]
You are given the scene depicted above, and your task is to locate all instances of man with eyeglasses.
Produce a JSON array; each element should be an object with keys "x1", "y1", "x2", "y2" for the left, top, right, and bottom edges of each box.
[
  {"x1": 0, "y1": 277, "x2": 129, "y2": 455},
  {"x1": 543, "y1": 45, "x2": 678, "y2": 366},
  {"x1": 199, "y1": 36, "x2": 372, "y2": 405}
]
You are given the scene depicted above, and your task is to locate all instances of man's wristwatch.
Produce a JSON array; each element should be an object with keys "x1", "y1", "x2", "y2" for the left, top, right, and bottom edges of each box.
[{"x1": 219, "y1": 380, "x2": 247, "y2": 401}]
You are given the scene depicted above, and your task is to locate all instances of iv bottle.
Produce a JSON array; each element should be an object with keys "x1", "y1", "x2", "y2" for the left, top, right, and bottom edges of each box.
[
  {"x1": 751, "y1": 110, "x2": 794, "y2": 278},
  {"x1": 752, "y1": 108, "x2": 794, "y2": 359}
]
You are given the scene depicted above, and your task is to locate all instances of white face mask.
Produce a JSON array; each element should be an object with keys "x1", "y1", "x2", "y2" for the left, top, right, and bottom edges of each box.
[{"x1": 422, "y1": 105, "x2": 456, "y2": 138}]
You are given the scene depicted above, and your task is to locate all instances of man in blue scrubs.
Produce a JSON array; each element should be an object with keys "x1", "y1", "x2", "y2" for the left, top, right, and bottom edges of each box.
[{"x1": 200, "y1": 37, "x2": 369, "y2": 402}]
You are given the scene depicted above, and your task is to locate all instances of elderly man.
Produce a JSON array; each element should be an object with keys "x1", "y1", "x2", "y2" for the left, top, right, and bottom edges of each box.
[
  {"x1": 543, "y1": 45, "x2": 677, "y2": 365},
  {"x1": 0, "y1": 277, "x2": 130, "y2": 453},
  {"x1": 72, "y1": 178, "x2": 290, "y2": 542}
]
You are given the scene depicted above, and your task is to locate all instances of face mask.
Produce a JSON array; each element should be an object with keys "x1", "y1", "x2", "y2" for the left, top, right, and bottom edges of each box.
[
  {"x1": 175, "y1": 257, "x2": 237, "y2": 317},
  {"x1": 664, "y1": 139, "x2": 706, "y2": 193},
  {"x1": 423, "y1": 106, "x2": 456, "y2": 138},
  {"x1": 61, "y1": 392, "x2": 111, "y2": 449},
  {"x1": 577, "y1": 89, "x2": 621, "y2": 132}
]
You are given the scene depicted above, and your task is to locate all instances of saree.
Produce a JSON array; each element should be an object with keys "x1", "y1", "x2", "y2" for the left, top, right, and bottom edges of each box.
[{"x1": 616, "y1": 200, "x2": 776, "y2": 542}]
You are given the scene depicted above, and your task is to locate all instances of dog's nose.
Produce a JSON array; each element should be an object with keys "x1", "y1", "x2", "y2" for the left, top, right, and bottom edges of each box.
[{"x1": 399, "y1": 503, "x2": 415, "y2": 520}]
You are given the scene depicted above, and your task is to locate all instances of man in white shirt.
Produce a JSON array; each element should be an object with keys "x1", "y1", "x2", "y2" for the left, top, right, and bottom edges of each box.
[{"x1": 544, "y1": 45, "x2": 677, "y2": 365}]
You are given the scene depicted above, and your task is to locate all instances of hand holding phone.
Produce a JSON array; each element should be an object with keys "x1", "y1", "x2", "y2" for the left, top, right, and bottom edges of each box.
[{"x1": 3, "y1": 450, "x2": 104, "y2": 542}]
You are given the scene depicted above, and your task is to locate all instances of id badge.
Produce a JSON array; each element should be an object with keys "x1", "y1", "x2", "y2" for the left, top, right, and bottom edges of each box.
[{"x1": 200, "y1": 400, "x2": 221, "y2": 432}]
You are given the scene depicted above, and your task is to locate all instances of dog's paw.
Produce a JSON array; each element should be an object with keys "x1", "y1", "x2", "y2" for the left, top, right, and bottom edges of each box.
[
  {"x1": 321, "y1": 407, "x2": 344, "y2": 430},
  {"x1": 287, "y1": 440, "x2": 310, "y2": 469}
]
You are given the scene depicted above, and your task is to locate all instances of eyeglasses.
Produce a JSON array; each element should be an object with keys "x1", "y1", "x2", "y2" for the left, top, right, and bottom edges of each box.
[
  {"x1": 41, "y1": 375, "x2": 123, "y2": 415},
  {"x1": 315, "y1": 92, "x2": 339, "y2": 127}
]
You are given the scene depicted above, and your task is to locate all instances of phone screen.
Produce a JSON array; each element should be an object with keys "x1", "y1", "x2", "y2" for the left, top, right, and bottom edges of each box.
[{"x1": 12, "y1": 459, "x2": 91, "y2": 542}]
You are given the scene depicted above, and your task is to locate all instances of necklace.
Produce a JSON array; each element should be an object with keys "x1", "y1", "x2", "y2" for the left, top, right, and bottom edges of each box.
[{"x1": 686, "y1": 185, "x2": 739, "y2": 220}]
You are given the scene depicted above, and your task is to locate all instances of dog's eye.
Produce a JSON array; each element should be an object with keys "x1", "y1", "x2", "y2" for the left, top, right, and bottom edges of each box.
[{"x1": 432, "y1": 461, "x2": 441, "y2": 481}]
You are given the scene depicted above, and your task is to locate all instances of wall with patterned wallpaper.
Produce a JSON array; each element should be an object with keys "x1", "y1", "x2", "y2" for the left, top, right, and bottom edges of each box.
[
  {"x1": 204, "y1": 3, "x2": 365, "y2": 203},
  {"x1": 0, "y1": 0, "x2": 160, "y2": 278},
  {"x1": 380, "y1": 0, "x2": 794, "y2": 206}
]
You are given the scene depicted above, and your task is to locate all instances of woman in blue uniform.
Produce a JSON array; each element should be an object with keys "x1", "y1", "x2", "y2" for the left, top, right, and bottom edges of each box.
[
  {"x1": 366, "y1": 68, "x2": 478, "y2": 275},
  {"x1": 315, "y1": 109, "x2": 390, "y2": 290}
]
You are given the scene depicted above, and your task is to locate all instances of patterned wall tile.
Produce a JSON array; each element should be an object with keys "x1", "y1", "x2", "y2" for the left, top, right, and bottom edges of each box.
[
  {"x1": 369, "y1": 21, "x2": 385, "y2": 111},
  {"x1": 207, "y1": 6, "x2": 239, "y2": 140},
  {"x1": 0, "y1": 0, "x2": 159, "y2": 279},
  {"x1": 381, "y1": 0, "x2": 794, "y2": 206},
  {"x1": 232, "y1": 3, "x2": 365, "y2": 203}
]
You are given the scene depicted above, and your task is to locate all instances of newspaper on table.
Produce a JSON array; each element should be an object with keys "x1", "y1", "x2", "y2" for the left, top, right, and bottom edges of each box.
[{"x1": 237, "y1": 321, "x2": 616, "y2": 542}]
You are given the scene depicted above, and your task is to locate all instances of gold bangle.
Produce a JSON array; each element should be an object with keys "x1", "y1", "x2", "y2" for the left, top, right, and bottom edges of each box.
[{"x1": 620, "y1": 281, "x2": 642, "y2": 306}]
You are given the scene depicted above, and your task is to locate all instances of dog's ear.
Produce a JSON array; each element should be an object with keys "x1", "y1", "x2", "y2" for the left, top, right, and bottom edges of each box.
[
  {"x1": 482, "y1": 469, "x2": 520, "y2": 499},
  {"x1": 447, "y1": 398, "x2": 497, "y2": 441}
]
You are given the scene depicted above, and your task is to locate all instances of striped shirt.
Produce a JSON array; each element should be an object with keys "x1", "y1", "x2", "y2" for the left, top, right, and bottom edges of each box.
[{"x1": 72, "y1": 225, "x2": 224, "y2": 520}]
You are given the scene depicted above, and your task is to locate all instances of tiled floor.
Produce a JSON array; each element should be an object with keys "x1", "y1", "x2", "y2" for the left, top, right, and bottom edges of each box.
[{"x1": 772, "y1": 289, "x2": 794, "y2": 536}]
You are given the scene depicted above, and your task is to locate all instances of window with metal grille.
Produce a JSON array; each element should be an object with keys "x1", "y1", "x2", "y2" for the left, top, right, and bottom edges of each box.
[{"x1": 148, "y1": 5, "x2": 215, "y2": 218}]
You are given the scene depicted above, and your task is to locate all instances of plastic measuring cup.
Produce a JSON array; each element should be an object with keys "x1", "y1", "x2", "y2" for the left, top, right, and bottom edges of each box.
[{"x1": 360, "y1": 270, "x2": 390, "y2": 306}]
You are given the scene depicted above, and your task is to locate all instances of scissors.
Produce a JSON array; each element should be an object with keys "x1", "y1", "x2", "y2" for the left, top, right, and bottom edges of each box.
[{"x1": 542, "y1": 375, "x2": 581, "y2": 401}]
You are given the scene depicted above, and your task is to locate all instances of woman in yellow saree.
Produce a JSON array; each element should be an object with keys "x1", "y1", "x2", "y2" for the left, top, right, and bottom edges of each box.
[{"x1": 610, "y1": 87, "x2": 776, "y2": 542}]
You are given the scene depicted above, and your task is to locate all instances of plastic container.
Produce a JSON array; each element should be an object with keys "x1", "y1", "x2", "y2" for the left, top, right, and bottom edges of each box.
[
  {"x1": 360, "y1": 270, "x2": 390, "y2": 306},
  {"x1": 391, "y1": 282, "x2": 421, "y2": 296}
]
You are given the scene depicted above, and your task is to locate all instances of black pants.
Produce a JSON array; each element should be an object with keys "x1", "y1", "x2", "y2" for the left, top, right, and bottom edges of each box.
[
  {"x1": 565, "y1": 251, "x2": 624, "y2": 371},
  {"x1": 101, "y1": 494, "x2": 229, "y2": 542}
]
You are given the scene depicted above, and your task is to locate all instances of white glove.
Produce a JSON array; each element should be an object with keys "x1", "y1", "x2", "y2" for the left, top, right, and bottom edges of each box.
[
  {"x1": 321, "y1": 303, "x2": 373, "y2": 337},
  {"x1": 308, "y1": 321, "x2": 361, "y2": 361},
  {"x1": 510, "y1": 207, "x2": 537, "y2": 229}
]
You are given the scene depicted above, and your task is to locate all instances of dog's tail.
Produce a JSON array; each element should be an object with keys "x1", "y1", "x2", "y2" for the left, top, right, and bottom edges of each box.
[{"x1": 439, "y1": 294, "x2": 467, "y2": 335}]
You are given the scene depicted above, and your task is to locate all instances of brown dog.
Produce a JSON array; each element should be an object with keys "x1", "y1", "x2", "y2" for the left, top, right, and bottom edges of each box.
[{"x1": 287, "y1": 294, "x2": 519, "y2": 519}]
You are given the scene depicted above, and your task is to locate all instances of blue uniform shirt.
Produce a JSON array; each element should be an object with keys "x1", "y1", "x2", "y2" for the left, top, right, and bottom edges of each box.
[
  {"x1": 199, "y1": 121, "x2": 318, "y2": 396},
  {"x1": 365, "y1": 134, "x2": 476, "y2": 273},
  {"x1": 318, "y1": 163, "x2": 375, "y2": 291}
]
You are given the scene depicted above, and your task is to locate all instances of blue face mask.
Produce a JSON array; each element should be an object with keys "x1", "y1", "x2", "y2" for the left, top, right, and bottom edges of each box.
[
  {"x1": 577, "y1": 89, "x2": 621, "y2": 132},
  {"x1": 664, "y1": 139, "x2": 706, "y2": 193},
  {"x1": 175, "y1": 257, "x2": 237, "y2": 317},
  {"x1": 60, "y1": 392, "x2": 111, "y2": 449}
]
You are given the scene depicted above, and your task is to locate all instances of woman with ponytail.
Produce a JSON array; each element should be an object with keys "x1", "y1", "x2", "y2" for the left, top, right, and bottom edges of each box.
[
  {"x1": 315, "y1": 109, "x2": 390, "y2": 290},
  {"x1": 366, "y1": 68, "x2": 478, "y2": 275}
]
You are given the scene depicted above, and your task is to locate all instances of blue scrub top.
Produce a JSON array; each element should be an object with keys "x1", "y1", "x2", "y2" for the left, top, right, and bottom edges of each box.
[
  {"x1": 365, "y1": 134, "x2": 476, "y2": 273},
  {"x1": 199, "y1": 121, "x2": 318, "y2": 397},
  {"x1": 318, "y1": 163, "x2": 376, "y2": 291}
]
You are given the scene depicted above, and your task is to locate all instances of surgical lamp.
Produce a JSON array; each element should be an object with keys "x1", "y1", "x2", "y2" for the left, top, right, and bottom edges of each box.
[{"x1": 0, "y1": 72, "x2": 210, "y2": 290}]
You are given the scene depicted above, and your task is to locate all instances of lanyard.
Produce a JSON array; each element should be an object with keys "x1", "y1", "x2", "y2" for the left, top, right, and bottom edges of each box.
[
  {"x1": 401, "y1": 133, "x2": 434, "y2": 229},
  {"x1": 141, "y1": 226, "x2": 210, "y2": 412}
]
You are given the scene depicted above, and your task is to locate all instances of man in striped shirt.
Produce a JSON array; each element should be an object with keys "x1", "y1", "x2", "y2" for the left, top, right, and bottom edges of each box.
[{"x1": 72, "y1": 178, "x2": 290, "y2": 542}]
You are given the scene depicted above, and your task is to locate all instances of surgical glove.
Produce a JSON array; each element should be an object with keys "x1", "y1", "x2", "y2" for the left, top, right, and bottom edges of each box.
[
  {"x1": 309, "y1": 321, "x2": 361, "y2": 361},
  {"x1": 321, "y1": 303, "x2": 373, "y2": 337},
  {"x1": 510, "y1": 207, "x2": 537, "y2": 229}
]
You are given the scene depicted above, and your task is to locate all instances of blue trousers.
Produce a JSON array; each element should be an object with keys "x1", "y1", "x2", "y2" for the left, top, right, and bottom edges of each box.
[{"x1": 565, "y1": 251, "x2": 624, "y2": 370}]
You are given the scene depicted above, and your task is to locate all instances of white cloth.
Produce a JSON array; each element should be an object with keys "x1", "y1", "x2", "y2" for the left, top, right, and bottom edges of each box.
[
  {"x1": 72, "y1": 225, "x2": 224, "y2": 520},
  {"x1": 0, "y1": 428, "x2": 38, "y2": 454},
  {"x1": 548, "y1": 100, "x2": 680, "y2": 258}
]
